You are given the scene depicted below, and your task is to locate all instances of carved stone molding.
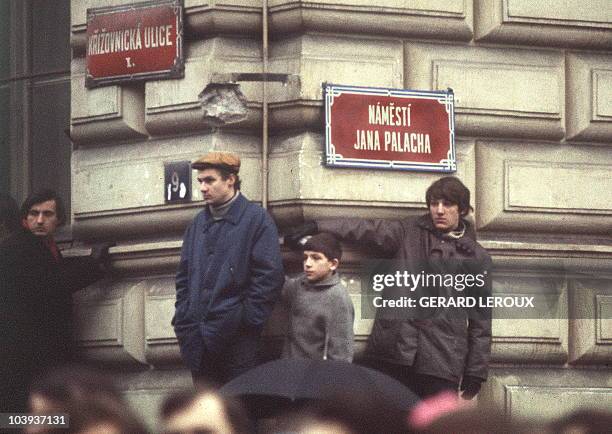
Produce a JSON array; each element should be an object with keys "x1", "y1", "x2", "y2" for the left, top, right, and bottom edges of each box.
[
  {"x1": 268, "y1": 133, "x2": 475, "y2": 227},
  {"x1": 71, "y1": 133, "x2": 262, "y2": 240},
  {"x1": 480, "y1": 368, "x2": 612, "y2": 420},
  {"x1": 144, "y1": 276, "x2": 180, "y2": 366},
  {"x1": 70, "y1": 59, "x2": 147, "y2": 145},
  {"x1": 476, "y1": 142, "x2": 612, "y2": 234},
  {"x1": 566, "y1": 52, "x2": 612, "y2": 143},
  {"x1": 144, "y1": 38, "x2": 263, "y2": 135},
  {"x1": 74, "y1": 278, "x2": 147, "y2": 365},
  {"x1": 474, "y1": 0, "x2": 612, "y2": 50},
  {"x1": 405, "y1": 43, "x2": 564, "y2": 140},
  {"x1": 569, "y1": 282, "x2": 612, "y2": 365},
  {"x1": 269, "y1": 0, "x2": 473, "y2": 41}
]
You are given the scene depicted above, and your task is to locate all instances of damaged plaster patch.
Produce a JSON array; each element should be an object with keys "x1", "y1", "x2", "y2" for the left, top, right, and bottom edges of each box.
[{"x1": 198, "y1": 83, "x2": 248, "y2": 126}]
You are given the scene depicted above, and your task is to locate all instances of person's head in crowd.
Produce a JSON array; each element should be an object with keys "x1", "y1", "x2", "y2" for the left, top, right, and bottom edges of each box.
[
  {"x1": 425, "y1": 177, "x2": 472, "y2": 233},
  {"x1": 192, "y1": 152, "x2": 242, "y2": 206},
  {"x1": 160, "y1": 390, "x2": 251, "y2": 434},
  {"x1": 273, "y1": 392, "x2": 412, "y2": 434},
  {"x1": 26, "y1": 365, "x2": 149, "y2": 434},
  {"x1": 301, "y1": 232, "x2": 342, "y2": 282},
  {"x1": 0, "y1": 193, "x2": 20, "y2": 240},
  {"x1": 547, "y1": 409, "x2": 612, "y2": 434},
  {"x1": 21, "y1": 189, "x2": 66, "y2": 238},
  {"x1": 68, "y1": 401, "x2": 150, "y2": 434}
]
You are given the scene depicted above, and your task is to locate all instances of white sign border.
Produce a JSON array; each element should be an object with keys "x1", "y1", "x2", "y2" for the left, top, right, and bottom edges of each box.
[{"x1": 324, "y1": 83, "x2": 457, "y2": 173}]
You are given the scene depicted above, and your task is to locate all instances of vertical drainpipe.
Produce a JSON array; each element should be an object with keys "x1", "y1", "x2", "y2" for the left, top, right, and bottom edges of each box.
[{"x1": 261, "y1": 0, "x2": 269, "y2": 209}]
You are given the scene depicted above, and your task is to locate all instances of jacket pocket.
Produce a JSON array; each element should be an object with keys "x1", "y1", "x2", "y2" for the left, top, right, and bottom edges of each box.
[
  {"x1": 201, "y1": 302, "x2": 244, "y2": 354},
  {"x1": 173, "y1": 322, "x2": 204, "y2": 371},
  {"x1": 226, "y1": 264, "x2": 238, "y2": 293}
]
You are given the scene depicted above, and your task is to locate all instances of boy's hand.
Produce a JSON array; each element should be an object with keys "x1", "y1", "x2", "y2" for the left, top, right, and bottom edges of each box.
[{"x1": 284, "y1": 222, "x2": 318, "y2": 249}]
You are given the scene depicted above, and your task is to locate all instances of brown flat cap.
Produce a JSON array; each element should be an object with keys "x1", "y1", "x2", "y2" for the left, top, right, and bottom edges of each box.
[{"x1": 192, "y1": 152, "x2": 241, "y2": 173}]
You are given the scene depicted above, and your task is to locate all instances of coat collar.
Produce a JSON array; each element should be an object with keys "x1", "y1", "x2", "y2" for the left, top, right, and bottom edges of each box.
[
  {"x1": 202, "y1": 191, "x2": 248, "y2": 226},
  {"x1": 300, "y1": 271, "x2": 341, "y2": 289},
  {"x1": 416, "y1": 213, "x2": 474, "y2": 239},
  {"x1": 17, "y1": 228, "x2": 62, "y2": 261}
]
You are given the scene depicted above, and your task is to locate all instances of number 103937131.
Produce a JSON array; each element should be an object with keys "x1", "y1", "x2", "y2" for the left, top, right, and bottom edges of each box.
[{"x1": 1, "y1": 413, "x2": 69, "y2": 428}]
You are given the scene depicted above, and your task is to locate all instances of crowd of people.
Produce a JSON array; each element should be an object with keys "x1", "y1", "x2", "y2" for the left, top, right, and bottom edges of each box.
[
  {"x1": 12, "y1": 363, "x2": 612, "y2": 434},
  {"x1": 1, "y1": 152, "x2": 610, "y2": 433}
]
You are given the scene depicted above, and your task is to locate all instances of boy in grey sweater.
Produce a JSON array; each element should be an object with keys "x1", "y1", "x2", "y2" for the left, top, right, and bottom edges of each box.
[{"x1": 282, "y1": 233, "x2": 355, "y2": 362}]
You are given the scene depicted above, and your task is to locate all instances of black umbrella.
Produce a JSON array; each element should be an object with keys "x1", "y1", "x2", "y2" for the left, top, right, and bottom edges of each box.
[{"x1": 220, "y1": 358, "x2": 419, "y2": 416}]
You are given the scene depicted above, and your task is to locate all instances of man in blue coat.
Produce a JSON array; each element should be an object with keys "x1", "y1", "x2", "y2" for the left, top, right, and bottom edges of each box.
[{"x1": 172, "y1": 152, "x2": 284, "y2": 386}]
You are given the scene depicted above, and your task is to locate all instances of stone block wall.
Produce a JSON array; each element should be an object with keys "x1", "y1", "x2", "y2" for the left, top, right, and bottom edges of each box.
[{"x1": 69, "y1": 0, "x2": 612, "y2": 427}]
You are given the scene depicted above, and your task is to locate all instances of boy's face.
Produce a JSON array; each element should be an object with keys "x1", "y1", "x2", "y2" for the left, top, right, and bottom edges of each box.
[
  {"x1": 303, "y1": 250, "x2": 338, "y2": 282},
  {"x1": 429, "y1": 198, "x2": 461, "y2": 232}
]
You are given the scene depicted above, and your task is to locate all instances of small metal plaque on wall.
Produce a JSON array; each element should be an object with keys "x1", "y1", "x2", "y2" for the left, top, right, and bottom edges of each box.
[
  {"x1": 86, "y1": 0, "x2": 184, "y2": 88},
  {"x1": 164, "y1": 161, "x2": 191, "y2": 203}
]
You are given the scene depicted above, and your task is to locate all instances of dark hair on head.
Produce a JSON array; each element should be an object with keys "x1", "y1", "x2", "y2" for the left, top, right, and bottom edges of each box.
[
  {"x1": 0, "y1": 193, "x2": 20, "y2": 233},
  {"x1": 29, "y1": 364, "x2": 123, "y2": 405},
  {"x1": 20, "y1": 189, "x2": 67, "y2": 226},
  {"x1": 29, "y1": 364, "x2": 150, "y2": 434},
  {"x1": 216, "y1": 166, "x2": 242, "y2": 191},
  {"x1": 426, "y1": 176, "x2": 472, "y2": 216},
  {"x1": 303, "y1": 232, "x2": 342, "y2": 261}
]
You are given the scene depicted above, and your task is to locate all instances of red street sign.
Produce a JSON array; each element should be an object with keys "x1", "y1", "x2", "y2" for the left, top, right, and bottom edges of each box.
[
  {"x1": 324, "y1": 84, "x2": 456, "y2": 172},
  {"x1": 86, "y1": 0, "x2": 183, "y2": 88}
]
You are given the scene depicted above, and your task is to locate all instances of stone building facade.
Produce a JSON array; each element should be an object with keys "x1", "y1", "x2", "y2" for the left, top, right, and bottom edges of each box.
[{"x1": 3, "y1": 0, "x2": 612, "y2": 427}]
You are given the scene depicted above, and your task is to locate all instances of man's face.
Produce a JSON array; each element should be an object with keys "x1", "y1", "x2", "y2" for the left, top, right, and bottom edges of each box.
[
  {"x1": 26, "y1": 200, "x2": 59, "y2": 238},
  {"x1": 197, "y1": 168, "x2": 235, "y2": 206},
  {"x1": 303, "y1": 250, "x2": 337, "y2": 282},
  {"x1": 429, "y1": 198, "x2": 461, "y2": 232}
]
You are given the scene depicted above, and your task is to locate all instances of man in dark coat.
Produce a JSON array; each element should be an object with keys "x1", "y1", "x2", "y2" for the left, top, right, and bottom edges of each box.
[
  {"x1": 286, "y1": 177, "x2": 492, "y2": 399},
  {"x1": 172, "y1": 152, "x2": 284, "y2": 386},
  {"x1": 0, "y1": 190, "x2": 109, "y2": 412}
]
